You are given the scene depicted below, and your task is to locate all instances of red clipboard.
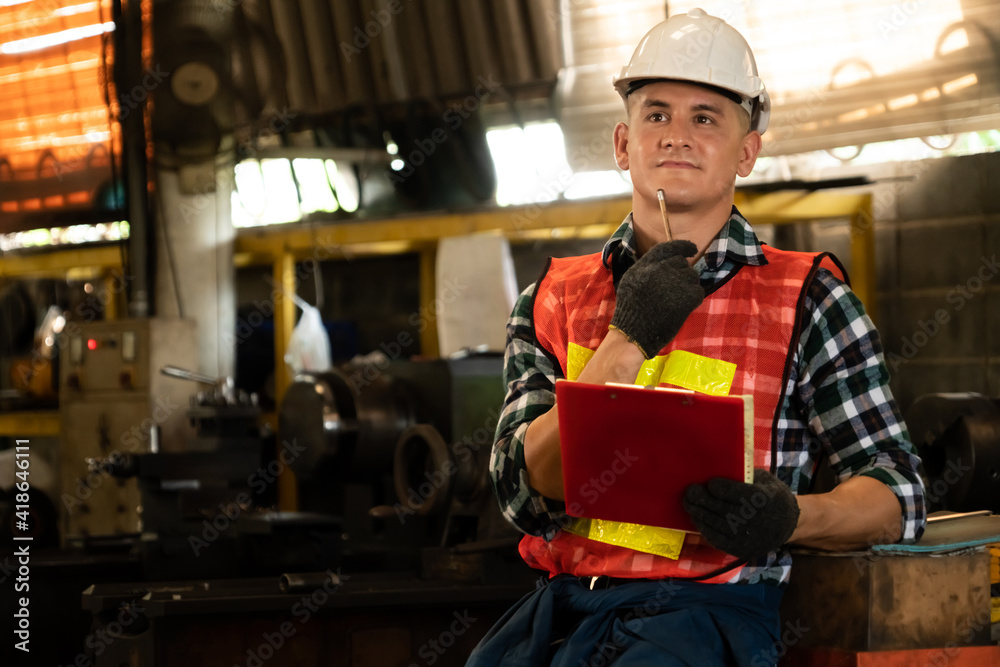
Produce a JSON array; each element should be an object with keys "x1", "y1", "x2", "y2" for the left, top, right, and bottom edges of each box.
[{"x1": 556, "y1": 380, "x2": 752, "y2": 533}]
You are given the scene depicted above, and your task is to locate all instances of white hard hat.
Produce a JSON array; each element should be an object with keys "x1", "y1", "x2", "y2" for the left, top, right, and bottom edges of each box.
[{"x1": 613, "y1": 8, "x2": 771, "y2": 134}]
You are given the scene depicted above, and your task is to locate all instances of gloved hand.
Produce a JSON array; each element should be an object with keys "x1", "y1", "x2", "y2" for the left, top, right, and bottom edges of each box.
[
  {"x1": 609, "y1": 240, "x2": 704, "y2": 359},
  {"x1": 683, "y1": 469, "x2": 800, "y2": 560}
]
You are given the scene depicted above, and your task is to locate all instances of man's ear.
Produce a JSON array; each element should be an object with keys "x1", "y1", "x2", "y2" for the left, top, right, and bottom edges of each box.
[
  {"x1": 613, "y1": 121, "x2": 630, "y2": 171},
  {"x1": 737, "y1": 130, "x2": 763, "y2": 178}
]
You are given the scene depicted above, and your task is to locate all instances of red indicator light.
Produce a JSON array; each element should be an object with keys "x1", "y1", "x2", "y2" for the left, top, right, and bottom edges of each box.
[{"x1": 87, "y1": 339, "x2": 98, "y2": 351}]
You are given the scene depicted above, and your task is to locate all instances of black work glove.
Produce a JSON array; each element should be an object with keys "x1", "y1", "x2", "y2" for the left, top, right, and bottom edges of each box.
[
  {"x1": 609, "y1": 240, "x2": 704, "y2": 359},
  {"x1": 683, "y1": 469, "x2": 800, "y2": 560}
]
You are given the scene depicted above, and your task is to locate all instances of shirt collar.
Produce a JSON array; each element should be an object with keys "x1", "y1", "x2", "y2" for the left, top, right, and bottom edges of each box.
[{"x1": 602, "y1": 205, "x2": 768, "y2": 272}]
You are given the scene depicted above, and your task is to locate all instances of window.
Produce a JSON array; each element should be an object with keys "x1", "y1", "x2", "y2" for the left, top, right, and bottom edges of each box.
[
  {"x1": 486, "y1": 121, "x2": 630, "y2": 206},
  {"x1": 0, "y1": 0, "x2": 123, "y2": 234},
  {"x1": 231, "y1": 158, "x2": 360, "y2": 228}
]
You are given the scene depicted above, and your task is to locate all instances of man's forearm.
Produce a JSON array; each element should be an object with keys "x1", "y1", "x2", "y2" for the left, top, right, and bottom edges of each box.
[
  {"x1": 789, "y1": 475, "x2": 902, "y2": 551},
  {"x1": 524, "y1": 329, "x2": 646, "y2": 500}
]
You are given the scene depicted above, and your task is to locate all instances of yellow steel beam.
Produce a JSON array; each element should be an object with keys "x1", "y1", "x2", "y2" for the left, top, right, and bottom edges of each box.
[
  {"x1": 234, "y1": 197, "x2": 634, "y2": 258},
  {"x1": 273, "y1": 252, "x2": 299, "y2": 512},
  {"x1": 272, "y1": 251, "x2": 297, "y2": 408},
  {"x1": 0, "y1": 245, "x2": 122, "y2": 279},
  {"x1": 849, "y1": 194, "x2": 877, "y2": 323},
  {"x1": 419, "y1": 245, "x2": 440, "y2": 357},
  {"x1": 235, "y1": 190, "x2": 876, "y2": 313},
  {"x1": 733, "y1": 191, "x2": 869, "y2": 225},
  {"x1": 102, "y1": 270, "x2": 120, "y2": 321},
  {"x1": 233, "y1": 252, "x2": 271, "y2": 269},
  {"x1": 0, "y1": 411, "x2": 59, "y2": 437},
  {"x1": 234, "y1": 192, "x2": 875, "y2": 260},
  {"x1": 0, "y1": 193, "x2": 873, "y2": 277}
]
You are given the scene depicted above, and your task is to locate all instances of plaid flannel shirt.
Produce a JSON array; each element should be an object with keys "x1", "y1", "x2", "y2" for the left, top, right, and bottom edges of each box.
[{"x1": 490, "y1": 208, "x2": 926, "y2": 585}]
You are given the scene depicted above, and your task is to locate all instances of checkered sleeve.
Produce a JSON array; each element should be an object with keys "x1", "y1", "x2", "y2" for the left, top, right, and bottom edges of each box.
[
  {"x1": 490, "y1": 282, "x2": 568, "y2": 539},
  {"x1": 796, "y1": 268, "x2": 927, "y2": 543}
]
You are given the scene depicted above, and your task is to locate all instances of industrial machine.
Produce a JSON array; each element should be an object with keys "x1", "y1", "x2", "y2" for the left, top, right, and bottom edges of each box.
[
  {"x1": 97, "y1": 366, "x2": 277, "y2": 580},
  {"x1": 906, "y1": 393, "x2": 1000, "y2": 514},
  {"x1": 79, "y1": 353, "x2": 526, "y2": 584},
  {"x1": 279, "y1": 354, "x2": 522, "y2": 579},
  {"x1": 58, "y1": 319, "x2": 198, "y2": 545},
  {"x1": 70, "y1": 353, "x2": 534, "y2": 667}
]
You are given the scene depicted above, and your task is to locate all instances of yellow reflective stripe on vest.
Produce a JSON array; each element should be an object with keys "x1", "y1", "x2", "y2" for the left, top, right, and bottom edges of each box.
[
  {"x1": 561, "y1": 344, "x2": 737, "y2": 559},
  {"x1": 640, "y1": 350, "x2": 735, "y2": 395},
  {"x1": 635, "y1": 356, "x2": 666, "y2": 386},
  {"x1": 660, "y1": 350, "x2": 736, "y2": 396},
  {"x1": 571, "y1": 343, "x2": 736, "y2": 396},
  {"x1": 566, "y1": 342, "x2": 597, "y2": 382},
  {"x1": 563, "y1": 517, "x2": 685, "y2": 561}
]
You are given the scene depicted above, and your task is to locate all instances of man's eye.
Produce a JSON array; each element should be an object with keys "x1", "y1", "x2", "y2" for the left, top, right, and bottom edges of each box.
[
  {"x1": 695, "y1": 115, "x2": 713, "y2": 124},
  {"x1": 648, "y1": 112, "x2": 667, "y2": 122}
]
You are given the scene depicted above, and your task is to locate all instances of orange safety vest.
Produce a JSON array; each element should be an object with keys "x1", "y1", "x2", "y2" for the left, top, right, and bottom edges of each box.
[{"x1": 521, "y1": 244, "x2": 845, "y2": 583}]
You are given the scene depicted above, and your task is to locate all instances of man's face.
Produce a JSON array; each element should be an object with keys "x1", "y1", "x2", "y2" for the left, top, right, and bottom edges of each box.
[{"x1": 613, "y1": 80, "x2": 760, "y2": 213}]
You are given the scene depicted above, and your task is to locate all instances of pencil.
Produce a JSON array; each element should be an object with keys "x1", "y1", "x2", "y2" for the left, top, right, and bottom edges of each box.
[{"x1": 657, "y1": 189, "x2": 673, "y2": 242}]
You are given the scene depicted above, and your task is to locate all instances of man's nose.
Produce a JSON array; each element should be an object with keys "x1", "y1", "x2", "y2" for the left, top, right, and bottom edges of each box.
[{"x1": 660, "y1": 120, "x2": 691, "y2": 148}]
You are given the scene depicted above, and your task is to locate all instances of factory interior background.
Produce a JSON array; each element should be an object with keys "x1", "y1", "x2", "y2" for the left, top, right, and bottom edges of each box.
[{"x1": 0, "y1": 0, "x2": 999, "y2": 665}]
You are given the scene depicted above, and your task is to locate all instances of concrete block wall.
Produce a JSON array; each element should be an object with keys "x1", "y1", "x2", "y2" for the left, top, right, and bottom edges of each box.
[
  {"x1": 784, "y1": 152, "x2": 1000, "y2": 414},
  {"x1": 877, "y1": 152, "x2": 999, "y2": 413}
]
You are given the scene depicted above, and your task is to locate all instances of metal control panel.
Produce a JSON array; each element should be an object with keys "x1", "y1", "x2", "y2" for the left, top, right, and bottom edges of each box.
[{"x1": 58, "y1": 318, "x2": 198, "y2": 545}]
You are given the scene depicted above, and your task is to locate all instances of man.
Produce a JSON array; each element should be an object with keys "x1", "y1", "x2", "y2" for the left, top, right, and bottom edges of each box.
[{"x1": 469, "y1": 8, "x2": 925, "y2": 667}]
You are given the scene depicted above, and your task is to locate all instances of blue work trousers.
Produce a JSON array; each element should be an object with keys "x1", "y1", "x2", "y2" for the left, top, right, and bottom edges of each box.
[{"x1": 466, "y1": 574, "x2": 783, "y2": 666}]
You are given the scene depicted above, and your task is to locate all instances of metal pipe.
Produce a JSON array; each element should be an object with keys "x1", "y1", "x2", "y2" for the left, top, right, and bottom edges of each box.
[
  {"x1": 160, "y1": 365, "x2": 218, "y2": 385},
  {"x1": 114, "y1": 0, "x2": 154, "y2": 317}
]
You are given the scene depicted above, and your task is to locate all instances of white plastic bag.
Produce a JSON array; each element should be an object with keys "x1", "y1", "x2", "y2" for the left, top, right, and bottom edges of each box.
[{"x1": 285, "y1": 304, "x2": 332, "y2": 374}]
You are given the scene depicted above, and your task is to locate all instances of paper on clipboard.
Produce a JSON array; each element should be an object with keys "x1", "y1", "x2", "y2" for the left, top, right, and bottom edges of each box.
[{"x1": 557, "y1": 380, "x2": 753, "y2": 533}]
